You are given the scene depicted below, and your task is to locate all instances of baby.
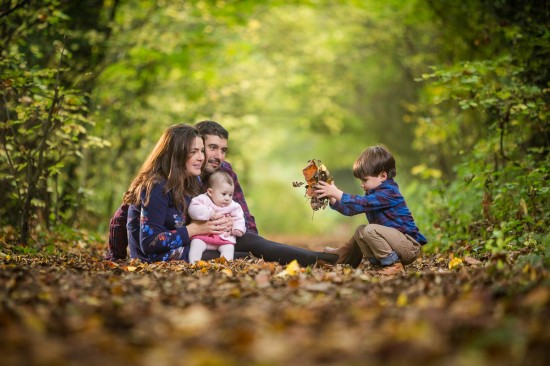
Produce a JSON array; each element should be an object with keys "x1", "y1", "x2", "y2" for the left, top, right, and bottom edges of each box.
[{"x1": 187, "y1": 170, "x2": 246, "y2": 263}]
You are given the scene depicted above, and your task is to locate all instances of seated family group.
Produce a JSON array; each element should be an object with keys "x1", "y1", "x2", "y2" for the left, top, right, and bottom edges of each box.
[{"x1": 108, "y1": 121, "x2": 427, "y2": 276}]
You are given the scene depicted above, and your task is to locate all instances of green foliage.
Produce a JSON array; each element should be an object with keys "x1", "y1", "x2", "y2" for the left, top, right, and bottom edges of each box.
[
  {"x1": 412, "y1": 0, "x2": 550, "y2": 256},
  {"x1": 87, "y1": 0, "x2": 429, "y2": 230},
  {"x1": 0, "y1": 1, "x2": 113, "y2": 243},
  {"x1": 0, "y1": 48, "x2": 103, "y2": 242}
]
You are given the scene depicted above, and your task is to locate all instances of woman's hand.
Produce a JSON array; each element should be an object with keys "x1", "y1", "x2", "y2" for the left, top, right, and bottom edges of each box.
[
  {"x1": 187, "y1": 214, "x2": 233, "y2": 237},
  {"x1": 314, "y1": 181, "x2": 343, "y2": 203},
  {"x1": 213, "y1": 213, "x2": 234, "y2": 234}
]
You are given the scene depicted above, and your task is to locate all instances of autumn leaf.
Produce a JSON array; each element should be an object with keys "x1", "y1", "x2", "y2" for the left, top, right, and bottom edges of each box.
[
  {"x1": 449, "y1": 257, "x2": 463, "y2": 269},
  {"x1": 106, "y1": 261, "x2": 119, "y2": 268},
  {"x1": 396, "y1": 293, "x2": 408, "y2": 307},
  {"x1": 464, "y1": 256, "x2": 482, "y2": 266},
  {"x1": 276, "y1": 261, "x2": 300, "y2": 278},
  {"x1": 194, "y1": 260, "x2": 209, "y2": 268},
  {"x1": 282, "y1": 259, "x2": 301, "y2": 276}
]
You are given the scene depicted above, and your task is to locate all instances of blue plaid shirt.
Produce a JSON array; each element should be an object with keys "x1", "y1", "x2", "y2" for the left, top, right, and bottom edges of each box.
[{"x1": 330, "y1": 179, "x2": 427, "y2": 245}]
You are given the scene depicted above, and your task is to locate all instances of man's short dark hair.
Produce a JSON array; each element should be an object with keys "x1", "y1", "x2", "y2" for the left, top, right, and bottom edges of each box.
[{"x1": 195, "y1": 120, "x2": 229, "y2": 139}]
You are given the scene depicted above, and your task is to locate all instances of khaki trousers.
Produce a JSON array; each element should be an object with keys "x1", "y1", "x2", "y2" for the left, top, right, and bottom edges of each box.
[{"x1": 353, "y1": 224, "x2": 421, "y2": 265}]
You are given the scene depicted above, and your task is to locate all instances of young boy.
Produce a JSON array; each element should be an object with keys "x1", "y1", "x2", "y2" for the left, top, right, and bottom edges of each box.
[{"x1": 315, "y1": 145, "x2": 427, "y2": 275}]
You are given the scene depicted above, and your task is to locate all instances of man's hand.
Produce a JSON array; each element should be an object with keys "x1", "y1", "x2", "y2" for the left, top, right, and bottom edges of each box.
[{"x1": 314, "y1": 181, "x2": 343, "y2": 204}]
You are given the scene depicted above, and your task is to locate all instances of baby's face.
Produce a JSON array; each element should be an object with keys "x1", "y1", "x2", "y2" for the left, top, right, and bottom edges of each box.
[{"x1": 210, "y1": 182, "x2": 235, "y2": 207}]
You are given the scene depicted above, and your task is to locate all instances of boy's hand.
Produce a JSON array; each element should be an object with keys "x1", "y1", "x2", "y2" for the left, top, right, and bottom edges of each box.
[{"x1": 315, "y1": 181, "x2": 343, "y2": 203}]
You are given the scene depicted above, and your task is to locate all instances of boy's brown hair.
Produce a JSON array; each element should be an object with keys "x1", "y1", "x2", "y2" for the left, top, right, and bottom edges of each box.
[{"x1": 352, "y1": 145, "x2": 396, "y2": 179}]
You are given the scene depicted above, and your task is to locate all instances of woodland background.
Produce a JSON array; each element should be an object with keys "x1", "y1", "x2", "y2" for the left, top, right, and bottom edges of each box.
[
  {"x1": 0, "y1": 1, "x2": 549, "y2": 365},
  {"x1": 1, "y1": 0, "x2": 548, "y2": 249}
]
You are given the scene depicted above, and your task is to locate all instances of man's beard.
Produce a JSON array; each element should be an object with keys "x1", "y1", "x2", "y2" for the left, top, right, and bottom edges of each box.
[{"x1": 205, "y1": 159, "x2": 221, "y2": 173}]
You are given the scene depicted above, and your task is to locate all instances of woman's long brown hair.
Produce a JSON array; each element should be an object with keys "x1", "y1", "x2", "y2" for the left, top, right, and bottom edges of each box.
[{"x1": 123, "y1": 124, "x2": 203, "y2": 211}]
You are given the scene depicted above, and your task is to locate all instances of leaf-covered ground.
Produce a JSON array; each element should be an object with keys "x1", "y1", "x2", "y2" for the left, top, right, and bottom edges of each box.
[{"x1": 1, "y1": 236, "x2": 549, "y2": 366}]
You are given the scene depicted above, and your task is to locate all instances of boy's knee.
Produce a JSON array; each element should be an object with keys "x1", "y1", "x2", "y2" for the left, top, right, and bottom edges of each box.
[
  {"x1": 353, "y1": 224, "x2": 367, "y2": 240},
  {"x1": 358, "y1": 224, "x2": 379, "y2": 240}
]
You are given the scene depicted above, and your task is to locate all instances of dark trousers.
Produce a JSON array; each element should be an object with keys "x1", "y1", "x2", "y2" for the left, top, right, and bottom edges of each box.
[{"x1": 202, "y1": 232, "x2": 337, "y2": 266}]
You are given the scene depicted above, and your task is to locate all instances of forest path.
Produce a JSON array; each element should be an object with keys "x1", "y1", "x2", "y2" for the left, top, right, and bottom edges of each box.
[{"x1": 1, "y1": 238, "x2": 549, "y2": 365}]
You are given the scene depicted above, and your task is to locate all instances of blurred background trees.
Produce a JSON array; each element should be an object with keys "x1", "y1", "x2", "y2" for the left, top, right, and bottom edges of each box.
[{"x1": 1, "y1": 0, "x2": 548, "y2": 255}]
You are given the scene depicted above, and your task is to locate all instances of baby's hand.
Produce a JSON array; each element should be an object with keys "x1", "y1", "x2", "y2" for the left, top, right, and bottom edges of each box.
[{"x1": 232, "y1": 229, "x2": 244, "y2": 237}]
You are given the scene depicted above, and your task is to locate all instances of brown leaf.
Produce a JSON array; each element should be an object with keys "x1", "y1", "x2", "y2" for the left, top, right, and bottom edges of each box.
[{"x1": 464, "y1": 256, "x2": 482, "y2": 266}]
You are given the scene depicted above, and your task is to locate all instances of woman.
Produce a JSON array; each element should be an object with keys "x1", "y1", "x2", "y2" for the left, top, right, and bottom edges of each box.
[
  {"x1": 124, "y1": 124, "x2": 236, "y2": 262},
  {"x1": 123, "y1": 123, "x2": 337, "y2": 265}
]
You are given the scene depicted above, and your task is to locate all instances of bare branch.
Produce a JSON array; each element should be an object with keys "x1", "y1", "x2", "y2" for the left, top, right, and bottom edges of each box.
[{"x1": 499, "y1": 104, "x2": 512, "y2": 162}]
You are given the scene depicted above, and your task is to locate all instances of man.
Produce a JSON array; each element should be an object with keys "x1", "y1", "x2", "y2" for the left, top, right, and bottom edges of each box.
[
  {"x1": 194, "y1": 121, "x2": 257, "y2": 234},
  {"x1": 107, "y1": 120, "x2": 344, "y2": 266}
]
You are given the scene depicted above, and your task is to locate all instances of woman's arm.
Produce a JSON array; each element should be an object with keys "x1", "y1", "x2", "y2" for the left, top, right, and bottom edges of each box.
[
  {"x1": 139, "y1": 184, "x2": 190, "y2": 256},
  {"x1": 186, "y1": 213, "x2": 235, "y2": 238}
]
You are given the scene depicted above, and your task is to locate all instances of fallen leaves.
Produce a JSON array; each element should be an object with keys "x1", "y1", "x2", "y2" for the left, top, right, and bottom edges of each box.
[
  {"x1": 464, "y1": 256, "x2": 482, "y2": 266},
  {"x1": 277, "y1": 259, "x2": 301, "y2": 277},
  {"x1": 448, "y1": 256, "x2": 463, "y2": 269},
  {"x1": 0, "y1": 241, "x2": 549, "y2": 365}
]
